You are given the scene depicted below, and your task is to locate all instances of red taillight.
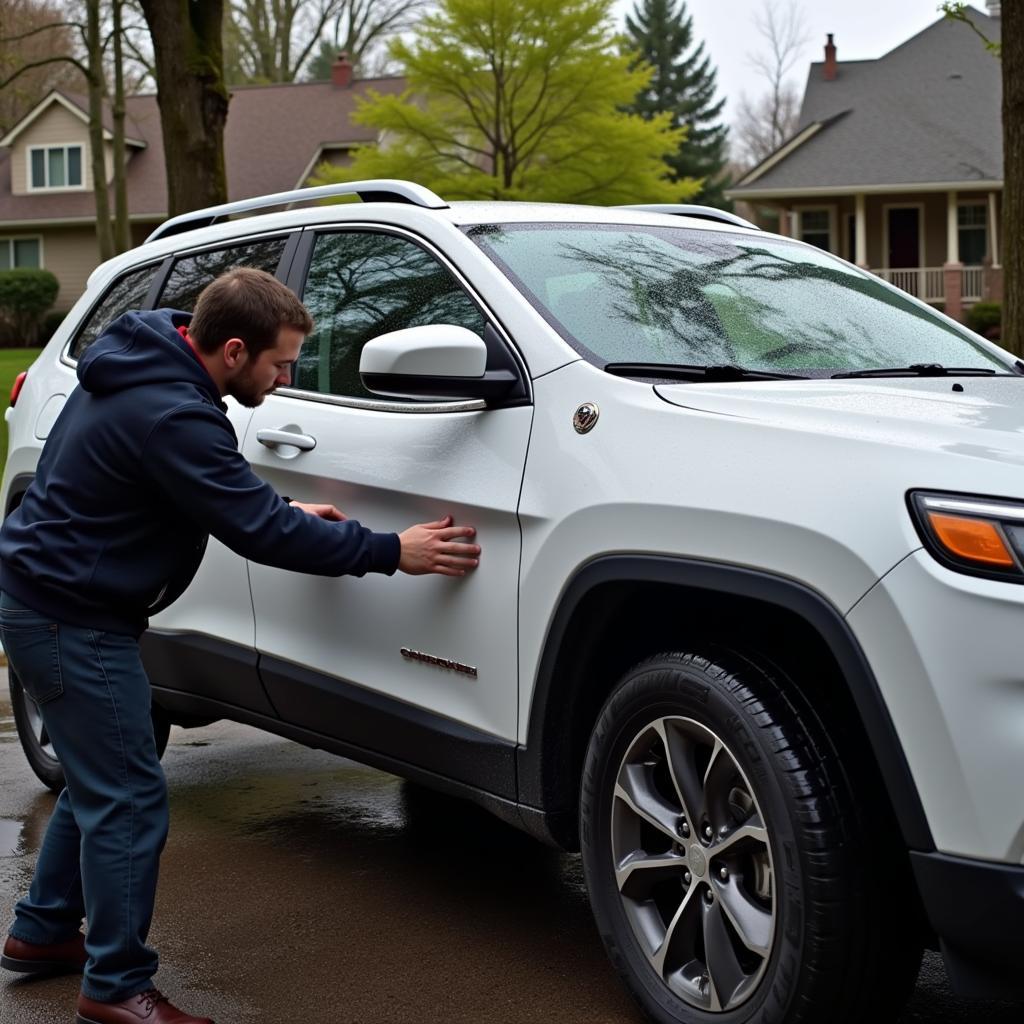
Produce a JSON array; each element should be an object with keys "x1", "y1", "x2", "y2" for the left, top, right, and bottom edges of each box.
[{"x1": 10, "y1": 371, "x2": 27, "y2": 408}]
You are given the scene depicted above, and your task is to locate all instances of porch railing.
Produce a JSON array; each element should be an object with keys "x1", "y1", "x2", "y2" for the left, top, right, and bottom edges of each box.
[{"x1": 871, "y1": 266, "x2": 986, "y2": 305}]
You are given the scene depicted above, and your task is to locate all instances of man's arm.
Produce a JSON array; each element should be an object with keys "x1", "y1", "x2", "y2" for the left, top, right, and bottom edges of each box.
[{"x1": 142, "y1": 403, "x2": 479, "y2": 577}]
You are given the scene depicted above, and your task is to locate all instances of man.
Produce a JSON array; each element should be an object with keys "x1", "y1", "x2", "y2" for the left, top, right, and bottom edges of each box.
[{"x1": 0, "y1": 267, "x2": 480, "y2": 1024}]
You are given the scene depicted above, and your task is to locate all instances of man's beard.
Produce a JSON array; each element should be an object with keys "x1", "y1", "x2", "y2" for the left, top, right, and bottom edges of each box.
[{"x1": 227, "y1": 368, "x2": 273, "y2": 408}]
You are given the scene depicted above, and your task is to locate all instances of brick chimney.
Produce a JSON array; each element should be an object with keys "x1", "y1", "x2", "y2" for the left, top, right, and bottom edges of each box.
[
  {"x1": 331, "y1": 52, "x2": 353, "y2": 88},
  {"x1": 823, "y1": 34, "x2": 837, "y2": 80}
]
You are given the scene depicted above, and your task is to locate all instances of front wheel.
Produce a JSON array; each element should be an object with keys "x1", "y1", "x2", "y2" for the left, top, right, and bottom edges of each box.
[
  {"x1": 9, "y1": 668, "x2": 171, "y2": 793},
  {"x1": 580, "y1": 650, "x2": 921, "y2": 1024}
]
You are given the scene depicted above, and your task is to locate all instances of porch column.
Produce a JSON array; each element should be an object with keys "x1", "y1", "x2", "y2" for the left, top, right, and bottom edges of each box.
[
  {"x1": 855, "y1": 193, "x2": 867, "y2": 267},
  {"x1": 944, "y1": 190, "x2": 964, "y2": 322},
  {"x1": 984, "y1": 191, "x2": 1003, "y2": 301}
]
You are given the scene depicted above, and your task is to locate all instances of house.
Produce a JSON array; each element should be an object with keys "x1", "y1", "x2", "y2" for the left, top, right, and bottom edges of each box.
[
  {"x1": 726, "y1": 3, "x2": 1002, "y2": 323},
  {"x1": 0, "y1": 57, "x2": 405, "y2": 311}
]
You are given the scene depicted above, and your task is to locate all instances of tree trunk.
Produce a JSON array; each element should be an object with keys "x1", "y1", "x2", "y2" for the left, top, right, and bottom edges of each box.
[
  {"x1": 138, "y1": 0, "x2": 229, "y2": 217},
  {"x1": 1003, "y1": 5, "x2": 1023, "y2": 356},
  {"x1": 86, "y1": 1, "x2": 113, "y2": 261},
  {"x1": 111, "y1": 0, "x2": 132, "y2": 253},
  {"x1": 1003, "y1": 8, "x2": 1019, "y2": 356}
]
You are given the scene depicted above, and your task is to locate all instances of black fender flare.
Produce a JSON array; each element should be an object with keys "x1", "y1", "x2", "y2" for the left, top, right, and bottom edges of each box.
[{"x1": 518, "y1": 554, "x2": 934, "y2": 852}]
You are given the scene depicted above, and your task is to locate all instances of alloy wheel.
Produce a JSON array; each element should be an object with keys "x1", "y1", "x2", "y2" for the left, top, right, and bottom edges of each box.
[{"x1": 610, "y1": 716, "x2": 775, "y2": 1012}]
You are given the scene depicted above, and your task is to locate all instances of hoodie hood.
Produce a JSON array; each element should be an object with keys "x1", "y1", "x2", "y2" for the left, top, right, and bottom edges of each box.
[{"x1": 77, "y1": 308, "x2": 223, "y2": 407}]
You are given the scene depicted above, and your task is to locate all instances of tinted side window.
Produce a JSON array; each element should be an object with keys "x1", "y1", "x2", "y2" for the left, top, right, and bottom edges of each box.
[
  {"x1": 69, "y1": 263, "x2": 159, "y2": 361},
  {"x1": 298, "y1": 231, "x2": 485, "y2": 400},
  {"x1": 158, "y1": 236, "x2": 288, "y2": 312}
]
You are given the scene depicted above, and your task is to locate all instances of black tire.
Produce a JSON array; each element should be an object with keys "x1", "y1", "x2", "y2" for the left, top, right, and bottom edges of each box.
[
  {"x1": 9, "y1": 667, "x2": 172, "y2": 793},
  {"x1": 580, "y1": 650, "x2": 922, "y2": 1024}
]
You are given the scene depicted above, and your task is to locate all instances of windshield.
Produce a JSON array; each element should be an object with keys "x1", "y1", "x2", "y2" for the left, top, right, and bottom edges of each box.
[{"x1": 467, "y1": 222, "x2": 1010, "y2": 376}]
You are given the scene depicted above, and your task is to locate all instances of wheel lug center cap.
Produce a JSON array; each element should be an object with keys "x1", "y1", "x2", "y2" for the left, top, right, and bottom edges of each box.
[{"x1": 687, "y1": 843, "x2": 707, "y2": 878}]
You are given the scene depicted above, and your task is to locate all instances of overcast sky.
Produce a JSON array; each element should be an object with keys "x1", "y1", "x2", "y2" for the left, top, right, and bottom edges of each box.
[{"x1": 610, "y1": 0, "x2": 998, "y2": 129}]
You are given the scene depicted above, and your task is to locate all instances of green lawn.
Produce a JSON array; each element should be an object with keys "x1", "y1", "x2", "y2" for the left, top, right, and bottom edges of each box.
[{"x1": 0, "y1": 348, "x2": 43, "y2": 481}]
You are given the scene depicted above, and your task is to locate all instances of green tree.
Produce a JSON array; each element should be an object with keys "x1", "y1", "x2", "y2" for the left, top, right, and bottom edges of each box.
[
  {"x1": 312, "y1": 0, "x2": 695, "y2": 204},
  {"x1": 624, "y1": 0, "x2": 730, "y2": 207}
]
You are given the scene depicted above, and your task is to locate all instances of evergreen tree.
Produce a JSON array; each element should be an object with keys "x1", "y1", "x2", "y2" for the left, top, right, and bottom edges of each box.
[{"x1": 625, "y1": 0, "x2": 731, "y2": 207}]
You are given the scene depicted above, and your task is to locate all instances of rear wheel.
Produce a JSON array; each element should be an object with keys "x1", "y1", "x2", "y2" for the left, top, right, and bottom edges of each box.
[
  {"x1": 9, "y1": 668, "x2": 171, "y2": 793},
  {"x1": 580, "y1": 650, "x2": 922, "y2": 1024}
]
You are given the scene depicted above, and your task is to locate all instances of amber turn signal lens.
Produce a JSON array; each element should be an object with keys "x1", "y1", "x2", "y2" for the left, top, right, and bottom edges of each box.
[{"x1": 926, "y1": 512, "x2": 1015, "y2": 567}]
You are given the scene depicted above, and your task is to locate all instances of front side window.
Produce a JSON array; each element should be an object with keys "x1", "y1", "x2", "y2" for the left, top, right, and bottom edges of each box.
[
  {"x1": 297, "y1": 231, "x2": 485, "y2": 400},
  {"x1": 468, "y1": 222, "x2": 1009, "y2": 375},
  {"x1": 29, "y1": 145, "x2": 83, "y2": 189},
  {"x1": 157, "y1": 236, "x2": 288, "y2": 312},
  {"x1": 0, "y1": 238, "x2": 41, "y2": 270},
  {"x1": 69, "y1": 263, "x2": 160, "y2": 360}
]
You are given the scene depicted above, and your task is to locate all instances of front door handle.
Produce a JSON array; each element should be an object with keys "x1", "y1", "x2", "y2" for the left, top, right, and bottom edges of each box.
[{"x1": 256, "y1": 428, "x2": 317, "y2": 452}]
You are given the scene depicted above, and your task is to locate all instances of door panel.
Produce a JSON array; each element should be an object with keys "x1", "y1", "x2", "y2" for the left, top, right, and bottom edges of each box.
[
  {"x1": 244, "y1": 394, "x2": 530, "y2": 741},
  {"x1": 888, "y1": 208, "x2": 920, "y2": 268}
]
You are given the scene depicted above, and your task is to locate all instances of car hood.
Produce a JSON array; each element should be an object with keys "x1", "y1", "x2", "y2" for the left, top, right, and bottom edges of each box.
[{"x1": 654, "y1": 376, "x2": 1024, "y2": 466}]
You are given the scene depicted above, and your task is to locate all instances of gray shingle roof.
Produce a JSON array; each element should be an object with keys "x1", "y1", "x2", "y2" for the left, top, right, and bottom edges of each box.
[{"x1": 732, "y1": 7, "x2": 1001, "y2": 194}]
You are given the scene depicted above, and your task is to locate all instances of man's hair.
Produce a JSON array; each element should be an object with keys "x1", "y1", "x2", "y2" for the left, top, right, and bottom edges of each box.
[{"x1": 189, "y1": 267, "x2": 313, "y2": 357}]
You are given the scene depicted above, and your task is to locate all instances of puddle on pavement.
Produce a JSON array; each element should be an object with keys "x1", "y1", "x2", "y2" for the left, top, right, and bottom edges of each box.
[{"x1": 0, "y1": 818, "x2": 23, "y2": 857}]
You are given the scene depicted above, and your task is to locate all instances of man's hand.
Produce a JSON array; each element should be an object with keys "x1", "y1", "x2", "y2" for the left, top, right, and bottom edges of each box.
[
  {"x1": 398, "y1": 515, "x2": 480, "y2": 577},
  {"x1": 290, "y1": 501, "x2": 346, "y2": 521}
]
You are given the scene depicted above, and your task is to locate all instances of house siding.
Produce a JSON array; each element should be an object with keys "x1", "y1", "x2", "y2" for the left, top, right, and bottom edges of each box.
[
  {"x1": 12, "y1": 105, "x2": 93, "y2": 194},
  {"x1": 40, "y1": 226, "x2": 100, "y2": 310}
]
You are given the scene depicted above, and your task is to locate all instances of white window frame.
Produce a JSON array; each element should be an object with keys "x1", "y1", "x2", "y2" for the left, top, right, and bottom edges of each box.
[
  {"x1": 881, "y1": 202, "x2": 926, "y2": 270},
  {"x1": 956, "y1": 200, "x2": 988, "y2": 266},
  {"x1": 26, "y1": 143, "x2": 86, "y2": 192},
  {"x1": 794, "y1": 204, "x2": 837, "y2": 254},
  {"x1": 0, "y1": 235, "x2": 45, "y2": 269}
]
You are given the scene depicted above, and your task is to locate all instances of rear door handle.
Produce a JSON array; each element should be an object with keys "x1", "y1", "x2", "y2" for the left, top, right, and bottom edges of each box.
[{"x1": 256, "y1": 428, "x2": 317, "y2": 451}]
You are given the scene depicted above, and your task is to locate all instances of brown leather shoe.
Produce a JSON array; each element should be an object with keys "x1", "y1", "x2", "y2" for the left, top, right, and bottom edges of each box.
[
  {"x1": 76, "y1": 990, "x2": 214, "y2": 1024},
  {"x1": 0, "y1": 931, "x2": 87, "y2": 976}
]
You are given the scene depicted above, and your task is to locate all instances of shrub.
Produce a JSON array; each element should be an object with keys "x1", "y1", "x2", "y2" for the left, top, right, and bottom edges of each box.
[
  {"x1": 966, "y1": 301, "x2": 1001, "y2": 338},
  {"x1": 0, "y1": 269, "x2": 60, "y2": 346},
  {"x1": 38, "y1": 309, "x2": 67, "y2": 345}
]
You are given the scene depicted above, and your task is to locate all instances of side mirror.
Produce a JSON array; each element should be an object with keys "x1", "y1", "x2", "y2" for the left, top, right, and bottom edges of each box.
[{"x1": 359, "y1": 324, "x2": 518, "y2": 402}]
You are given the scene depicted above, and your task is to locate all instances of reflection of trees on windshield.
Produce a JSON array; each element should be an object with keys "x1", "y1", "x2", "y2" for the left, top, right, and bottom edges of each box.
[
  {"x1": 471, "y1": 224, "x2": 992, "y2": 371},
  {"x1": 555, "y1": 235, "x2": 970, "y2": 369},
  {"x1": 301, "y1": 232, "x2": 484, "y2": 399}
]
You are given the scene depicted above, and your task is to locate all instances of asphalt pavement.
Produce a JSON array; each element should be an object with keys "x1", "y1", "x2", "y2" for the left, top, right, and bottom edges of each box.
[{"x1": 0, "y1": 671, "x2": 1020, "y2": 1024}]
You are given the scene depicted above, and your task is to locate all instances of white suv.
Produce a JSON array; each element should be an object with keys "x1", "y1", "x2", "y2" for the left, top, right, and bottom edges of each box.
[{"x1": 4, "y1": 180, "x2": 1023, "y2": 1024}]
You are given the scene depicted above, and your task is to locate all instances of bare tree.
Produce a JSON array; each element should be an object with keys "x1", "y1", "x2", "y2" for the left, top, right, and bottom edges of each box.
[
  {"x1": 0, "y1": 1, "x2": 80, "y2": 135},
  {"x1": 225, "y1": 0, "x2": 427, "y2": 83},
  {"x1": 733, "y1": 0, "x2": 809, "y2": 168},
  {"x1": 0, "y1": 1, "x2": 137, "y2": 260}
]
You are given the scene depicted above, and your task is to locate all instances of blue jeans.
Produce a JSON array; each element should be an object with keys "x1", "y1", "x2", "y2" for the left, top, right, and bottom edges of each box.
[{"x1": 0, "y1": 592, "x2": 168, "y2": 1003}]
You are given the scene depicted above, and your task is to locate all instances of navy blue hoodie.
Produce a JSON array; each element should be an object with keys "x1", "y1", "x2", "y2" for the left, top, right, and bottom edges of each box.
[{"x1": 0, "y1": 309, "x2": 401, "y2": 636}]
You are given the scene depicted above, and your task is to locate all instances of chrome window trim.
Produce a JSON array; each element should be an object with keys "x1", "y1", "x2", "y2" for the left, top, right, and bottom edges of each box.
[{"x1": 270, "y1": 387, "x2": 486, "y2": 414}]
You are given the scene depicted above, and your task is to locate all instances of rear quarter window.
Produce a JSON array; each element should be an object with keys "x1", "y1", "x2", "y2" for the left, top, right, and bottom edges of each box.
[{"x1": 68, "y1": 263, "x2": 160, "y2": 361}]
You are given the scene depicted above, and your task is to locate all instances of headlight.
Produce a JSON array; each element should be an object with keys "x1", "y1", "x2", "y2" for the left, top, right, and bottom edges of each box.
[{"x1": 909, "y1": 491, "x2": 1024, "y2": 582}]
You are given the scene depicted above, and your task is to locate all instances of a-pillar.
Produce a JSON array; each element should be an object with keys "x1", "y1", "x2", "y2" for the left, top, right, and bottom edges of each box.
[{"x1": 943, "y1": 190, "x2": 964, "y2": 322}]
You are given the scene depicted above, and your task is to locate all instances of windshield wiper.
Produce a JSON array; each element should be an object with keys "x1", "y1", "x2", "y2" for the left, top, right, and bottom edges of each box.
[
  {"x1": 605, "y1": 362, "x2": 809, "y2": 382},
  {"x1": 831, "y1": 363, "x2": 1001, "y2": 379}
]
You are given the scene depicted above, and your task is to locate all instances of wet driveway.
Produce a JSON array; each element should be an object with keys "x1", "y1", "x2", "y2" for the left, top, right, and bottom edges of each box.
[{"x1": 0, "y1": 674, "x2": 1020, "y2": 1023}]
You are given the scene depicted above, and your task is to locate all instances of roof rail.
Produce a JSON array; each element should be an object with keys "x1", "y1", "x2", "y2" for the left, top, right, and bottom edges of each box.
[
  {"x1": 145, "y1": 180, "x2": 449, "y2": 243},
  {"x1": 618, "y1": 204, "x2": 759, "y2": 231}
]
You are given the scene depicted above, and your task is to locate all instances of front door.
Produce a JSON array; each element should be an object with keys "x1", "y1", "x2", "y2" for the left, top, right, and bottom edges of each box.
[
  {"x1": 241, "y1": 229, "x2": 531, "y2": 786},
  {"x1": 887, "y1": 207, "x2": 920, "y2": 269}
]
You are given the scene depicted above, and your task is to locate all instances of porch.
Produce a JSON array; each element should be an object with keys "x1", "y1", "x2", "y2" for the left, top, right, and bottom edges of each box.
[{"x1": 743, "y1": 186, "x2": 1003, "y2": 321}]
